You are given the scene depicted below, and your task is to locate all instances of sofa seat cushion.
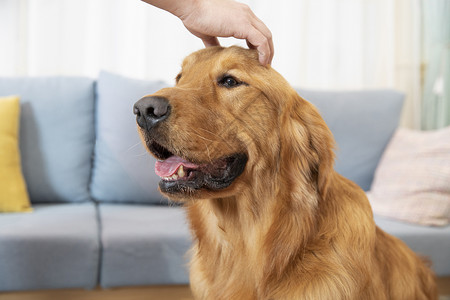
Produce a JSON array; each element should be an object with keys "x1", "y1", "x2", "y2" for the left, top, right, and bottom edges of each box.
[
  {"x1": 375, "y1": 216, "x2": 450, "y2": 276},
  {"x1": 0, "y1": 77, "x2": 95, "y2": 203},
  {"x1": 0, "y1": 203, "x2": 100, "y2": 291},
  {"x1": 99, "y1": 204, "x2": 191, "y2": 287},
  {"x1": 297, "y1": 89, "x2": 404, "y2": 191}
]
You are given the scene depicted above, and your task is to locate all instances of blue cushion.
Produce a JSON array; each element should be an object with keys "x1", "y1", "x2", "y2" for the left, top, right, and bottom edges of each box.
[
  {"x1": 98, "y1": 204, "x2": 191, "y2": 287},
  {"x1": 375, "y1": 216, "x2": 450, "y2": 276},
  {"x1": 90, "y1": 71, "x2": 168, "y2": 203},
  {"x1": 0, "y1": 77, "x2": 95, "y2": 203},
  {"x1": 0, "y1": 203, "x2": 100, "y2": 291},
  {"x1": 297, "y1": 89, "x2": 404, "y2": 191}
]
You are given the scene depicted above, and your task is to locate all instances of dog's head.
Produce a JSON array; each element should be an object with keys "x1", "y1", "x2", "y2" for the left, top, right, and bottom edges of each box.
[{"x1": 134, "y1": 46, "x2": 335, "y2": 202}]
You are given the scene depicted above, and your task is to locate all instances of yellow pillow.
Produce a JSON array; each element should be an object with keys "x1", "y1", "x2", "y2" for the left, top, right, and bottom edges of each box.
[{"x1": 0, "y1": 96, "x2": 32, "y2": 212}]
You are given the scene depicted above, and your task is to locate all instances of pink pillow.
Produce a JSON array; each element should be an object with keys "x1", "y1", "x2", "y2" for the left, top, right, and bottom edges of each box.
[{"x1": 367, "y1": 126, "x2": 450, "y2": 226}]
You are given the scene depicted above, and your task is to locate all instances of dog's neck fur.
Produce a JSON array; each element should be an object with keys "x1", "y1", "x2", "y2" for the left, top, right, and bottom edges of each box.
[{"x1": 186, "y1": 167, "x2": 324, "y2": 298}]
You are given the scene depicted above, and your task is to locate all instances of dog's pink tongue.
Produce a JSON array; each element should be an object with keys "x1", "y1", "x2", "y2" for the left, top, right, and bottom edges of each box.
[{"x1": 155, "y1": 156, "x2": 199, "y2": 177}]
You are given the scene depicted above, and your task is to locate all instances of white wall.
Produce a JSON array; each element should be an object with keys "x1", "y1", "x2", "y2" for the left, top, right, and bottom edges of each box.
[{"x1": 0, "y1": 0, "x2": 422, "y2": 127}]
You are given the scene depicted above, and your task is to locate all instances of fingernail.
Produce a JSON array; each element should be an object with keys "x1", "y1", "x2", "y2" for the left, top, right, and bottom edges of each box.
[{"x1": 258, "y1": 53, "x2": 267, "y2": 65}]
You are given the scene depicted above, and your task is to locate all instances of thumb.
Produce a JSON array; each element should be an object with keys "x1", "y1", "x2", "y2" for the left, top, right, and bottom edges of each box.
[{"x1": 202, "y1": 36, "x2": 221, "y2": 48}]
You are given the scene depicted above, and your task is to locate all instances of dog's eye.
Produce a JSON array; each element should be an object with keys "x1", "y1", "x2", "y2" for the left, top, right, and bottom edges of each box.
[
  {"x1": 175, "y1": 73, "x2": 182, "y2": 83},
  {"x1": 218, "y1": 75, "x2": 241, "y2": 88}
]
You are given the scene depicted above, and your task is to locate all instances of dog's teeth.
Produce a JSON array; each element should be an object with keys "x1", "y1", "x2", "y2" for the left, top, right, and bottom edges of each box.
[
  {"x1": 161, "y1": 172, "x2": 181, "y2": 181},
  {"x1": 178, "y1": 165, "x2": 185, "y2": 178}
]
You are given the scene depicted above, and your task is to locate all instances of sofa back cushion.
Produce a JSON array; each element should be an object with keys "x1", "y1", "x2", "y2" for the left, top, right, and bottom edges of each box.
[
  {"x1": 90, "y1": 71, "x2": 167, "y2": 204},
  {"x1": 297, "y1": 89, "x2": 404, "y2": 191},
  {"x1": 0, "y1": 77, "x2": 95, "y2": 203},
  {"x1": 91, "y1": 74, "x2": 404, "y2": 203}
]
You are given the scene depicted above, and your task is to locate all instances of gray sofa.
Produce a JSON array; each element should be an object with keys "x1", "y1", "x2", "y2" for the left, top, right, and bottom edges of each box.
[{"x1": 0, "y1": 71, "x2": 449, "y2": 292}]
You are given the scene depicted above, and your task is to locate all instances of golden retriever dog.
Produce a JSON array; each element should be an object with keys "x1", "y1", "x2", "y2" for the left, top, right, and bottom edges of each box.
[{"x1": 133, "y1": 46, "x2": 437, "y2": 300}]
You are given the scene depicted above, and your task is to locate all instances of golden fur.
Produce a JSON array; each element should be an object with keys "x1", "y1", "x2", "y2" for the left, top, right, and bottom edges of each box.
[{"x1": 138, "y1": 46, "x2": 437, "y2": 299}]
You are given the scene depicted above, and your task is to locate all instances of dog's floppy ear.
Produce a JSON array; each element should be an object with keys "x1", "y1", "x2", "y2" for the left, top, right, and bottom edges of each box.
[
  {"x1": 279, "y1": 91, "x2": 336, "y2": 199},
  {"x1": 261, "y1": 89, "x2": 337, "y2": 290}
]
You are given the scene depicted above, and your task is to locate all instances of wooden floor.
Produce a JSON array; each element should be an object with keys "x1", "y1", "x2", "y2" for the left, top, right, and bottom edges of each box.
[
  {"x1": 0, "y1": 286, "x2": 193, "y2": 300},
  {"x1": 1, "y1": 277, "x2": 449, "y2": 300},
  {"x1": 439, "y1": 276, "x2": 450, "y2": 299}
]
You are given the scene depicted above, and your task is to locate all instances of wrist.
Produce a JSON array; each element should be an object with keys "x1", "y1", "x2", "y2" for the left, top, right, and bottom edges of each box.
[
  {"x1": 171, "y1": 0, "x2": 204, "y2": 20},
  {"x1": 141, "y1": 0, "x2": 203, "y2": 19}
]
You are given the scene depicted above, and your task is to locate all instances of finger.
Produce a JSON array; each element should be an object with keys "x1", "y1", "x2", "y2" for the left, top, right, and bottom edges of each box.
[
  {"x1": 202, "y1": 36, "x2": 221, "y2": 48},
  {"x1": 256, "y1": 33, "x2": 273, "y2": 65},
  {"x1": 250, "y1": 17, "x2": 274, "y2": 65},
  {"x1": 266, "y1": 37, "x2": 274, "y2": 65},
  {"x1": 249, "y1": 11, "x2": 272, "y2": 42},
  {"x1": 244, "y1": 26, "x2": 273, "y2": 66},
  {"x1": 246, "y1": 40, "x2": 256, "y2": 50}
]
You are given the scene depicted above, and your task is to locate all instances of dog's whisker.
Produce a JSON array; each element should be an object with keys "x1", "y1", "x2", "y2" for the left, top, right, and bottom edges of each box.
[
  {"x1": 189, "y1": 130, "x2": 216, "y2": 143},
  {"x1": 126, "y1": 141, "x2": 145, "y2": 152},
  {"x1": 133, "y1": 152, "x2": 150, "y2": 157},
  {"x1": 205, "y1": 143, "x2": 212, "y2": 163},
  {"x1": 187, "y1": 130, "x2": 221, "y2": 161},
  {"x1": 197, "y1": 127, "x2": 235, "y2": 151}
]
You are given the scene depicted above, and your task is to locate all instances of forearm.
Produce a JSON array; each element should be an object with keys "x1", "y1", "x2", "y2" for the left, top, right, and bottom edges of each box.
[{"x1": 141, "y1": 0, "x2": 200, "y2": 18}]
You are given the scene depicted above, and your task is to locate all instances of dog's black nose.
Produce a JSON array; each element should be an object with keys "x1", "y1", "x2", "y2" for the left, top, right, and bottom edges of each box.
[{"x1": 133, "y1": 96, "x2": 171, "y2": 130}]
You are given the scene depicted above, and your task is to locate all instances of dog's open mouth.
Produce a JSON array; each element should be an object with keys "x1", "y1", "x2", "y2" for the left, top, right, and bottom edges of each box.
[{"x1": 148, "y1": 141, "x2": 247, "y2": 195}]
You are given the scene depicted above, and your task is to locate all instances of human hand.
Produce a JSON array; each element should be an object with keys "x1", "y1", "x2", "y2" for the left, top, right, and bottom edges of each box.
[{"x1": 177, "y1": 0, "x2": 274, "y2": 66}]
